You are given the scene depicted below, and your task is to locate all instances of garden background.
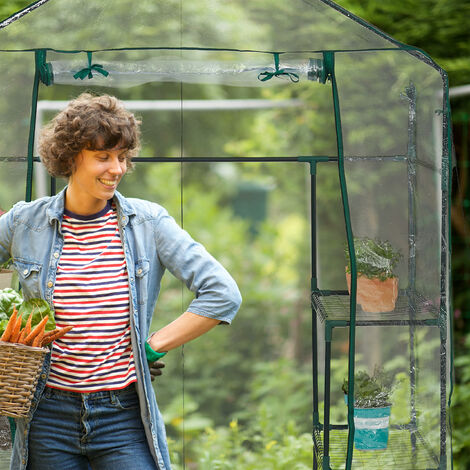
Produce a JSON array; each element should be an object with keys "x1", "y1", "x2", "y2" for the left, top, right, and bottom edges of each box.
[{"x1": 0, "y1": 1, "x2": 469, "y2": 469}]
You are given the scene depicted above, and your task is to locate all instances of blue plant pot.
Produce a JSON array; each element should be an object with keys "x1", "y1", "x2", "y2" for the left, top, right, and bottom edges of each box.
[{"x1": 344, "y1": 396, "x2": 391, "y2": 450}]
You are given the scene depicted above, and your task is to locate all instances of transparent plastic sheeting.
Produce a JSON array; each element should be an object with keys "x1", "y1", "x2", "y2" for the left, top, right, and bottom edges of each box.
[
  {"x1": 0, "y1": 0, "x2": 452, "y2": 468},
  {"x1": 49, "y1": 57, "x2": 324, "y2": 87},
  {"x1": 0, "y1": 0, "x2": 400, "y2": 52}
]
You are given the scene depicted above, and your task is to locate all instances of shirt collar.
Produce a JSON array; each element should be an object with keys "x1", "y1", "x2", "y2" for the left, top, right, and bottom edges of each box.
[{"x1": 46, "y1": 187, "x2": 136, "y2": 225}]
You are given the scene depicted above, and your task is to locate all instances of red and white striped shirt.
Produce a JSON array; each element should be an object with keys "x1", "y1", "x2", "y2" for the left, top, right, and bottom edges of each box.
[{"x1": 47, "y1": 201, "x2": 137, "y2": 392}]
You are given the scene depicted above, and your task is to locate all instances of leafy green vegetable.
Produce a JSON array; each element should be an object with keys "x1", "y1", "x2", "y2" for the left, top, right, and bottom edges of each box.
[
  {"x1": 0, "y1": 288, "x2": 56, "y2": 337},
  {"x1": 0, "y1": 287, "x2": 23, "y2": 318},
  {"x1": 18, "y1": 298, "x2": 56, "y2": 332}
]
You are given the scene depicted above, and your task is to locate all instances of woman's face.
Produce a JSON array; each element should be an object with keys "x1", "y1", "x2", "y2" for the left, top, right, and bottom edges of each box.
[{"x1": 66, "y1": 146, "x2": 127, "y2": 214}]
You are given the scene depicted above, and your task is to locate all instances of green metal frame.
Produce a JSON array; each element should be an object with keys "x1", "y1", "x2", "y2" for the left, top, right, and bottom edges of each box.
[
  {"x1": 309, "y1": 67, "x2": 450, "y2": 470},
  {"x1": 15, "y1": 42, "x2": 452, "y2": 470}
]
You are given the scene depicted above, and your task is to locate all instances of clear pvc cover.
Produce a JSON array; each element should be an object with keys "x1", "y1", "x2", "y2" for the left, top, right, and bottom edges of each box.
[
  {"x1": 49, "y1": 56, "x2": 323, "y2": 87},
  {"x1": 0, "y1": 1, "x2": 452, "y2": 469}
]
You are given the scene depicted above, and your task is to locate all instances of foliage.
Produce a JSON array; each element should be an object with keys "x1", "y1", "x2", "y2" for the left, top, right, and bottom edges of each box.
[
  {"x1": 345, "y1": 237, "x2": 402, "y2": 281},
  {"x1": 0, "y1": 287, "x2": 22, "y2": 320},
  {"x1": 338, "y1": 0, "x2": 470, "y2": 89},
  {"x1": 342, "y1": 366, "x2": 395, "y2": 408},
  {"x1": 0, "y1": 288, "x2": 56, "y2": 335},
  {"x1": 451, "y1": 332, "x2": 470, "y2": 470},
  {"x1": 190, "y1": 358, "x2": 314, "y2": 469},
  {"x1": 0, "y1": 258, "x2": 12, "y2": 271},
  {"x1": 0, "y1": 1, "x2": 31, "y2": 22}
]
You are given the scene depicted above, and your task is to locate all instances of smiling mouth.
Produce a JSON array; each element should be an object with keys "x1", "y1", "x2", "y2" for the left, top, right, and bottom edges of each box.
[{"x1": 98, "y1": 178, "x2": 118, "y2": 187}]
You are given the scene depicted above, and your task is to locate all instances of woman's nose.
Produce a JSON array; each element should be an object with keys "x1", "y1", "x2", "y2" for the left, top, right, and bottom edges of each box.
[{"x1": 109, "y1": 156, "x2": 125, "y2": 174}]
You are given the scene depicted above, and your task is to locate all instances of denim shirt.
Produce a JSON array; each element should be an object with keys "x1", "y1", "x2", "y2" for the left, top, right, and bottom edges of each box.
[{"x1": 0, "y1": 188, "x2": 242, "y2": 470}]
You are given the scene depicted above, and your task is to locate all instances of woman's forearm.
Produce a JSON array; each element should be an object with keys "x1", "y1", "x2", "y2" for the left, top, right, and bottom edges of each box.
[{"x1": 148, "y1": 311, "x2": 220, "y2": 352}]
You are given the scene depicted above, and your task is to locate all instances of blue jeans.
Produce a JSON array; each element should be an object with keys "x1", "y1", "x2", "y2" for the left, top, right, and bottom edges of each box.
[{"x1": 26, "y1": 384, "x2": 158, "y2": 470}]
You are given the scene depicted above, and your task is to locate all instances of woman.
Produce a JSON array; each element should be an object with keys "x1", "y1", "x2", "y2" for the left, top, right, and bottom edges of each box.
[{"x1": 0, "y1": 93, "x2": 241, "y2": 470}]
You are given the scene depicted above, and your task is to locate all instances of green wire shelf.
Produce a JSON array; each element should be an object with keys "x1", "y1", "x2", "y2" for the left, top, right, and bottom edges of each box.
[
  {"x1": 311, "y1": 291, "x2": 440, "y2": 325},
  {"x1": 314, "y1": 427, "x2": 440, "y2": 470}
]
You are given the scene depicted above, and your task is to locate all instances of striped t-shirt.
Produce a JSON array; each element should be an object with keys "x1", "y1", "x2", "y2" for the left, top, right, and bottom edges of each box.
[{"x1": 47, "y1": 201, "x2": 137, "y2": 392}]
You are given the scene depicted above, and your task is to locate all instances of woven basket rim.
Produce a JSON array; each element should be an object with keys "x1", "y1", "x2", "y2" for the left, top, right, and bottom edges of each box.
[{"x1": 0, "y1": 340, "x2": 48, "y2": 353}]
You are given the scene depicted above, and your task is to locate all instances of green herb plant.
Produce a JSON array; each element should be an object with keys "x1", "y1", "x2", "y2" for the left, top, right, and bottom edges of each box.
[
  {"x1": 345, "y1": 237, "x2": 402, "y2": 282},
  {"x1": 342, "y1": 366, "x2": 395, "y2": 408}
]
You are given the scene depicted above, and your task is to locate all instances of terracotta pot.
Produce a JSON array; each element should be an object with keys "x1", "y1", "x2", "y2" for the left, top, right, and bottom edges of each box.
[
  {"x1": 0, "y1": 269, "x2": 13, "y2": 290},
  {"x1": 346, "y1": 270, "x2": 398, "y2": 313}
]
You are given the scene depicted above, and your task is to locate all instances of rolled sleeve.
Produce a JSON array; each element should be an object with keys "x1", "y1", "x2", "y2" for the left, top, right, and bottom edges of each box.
[{"x1": 153, "y1": 208, "x2": 241, "y2": 324}]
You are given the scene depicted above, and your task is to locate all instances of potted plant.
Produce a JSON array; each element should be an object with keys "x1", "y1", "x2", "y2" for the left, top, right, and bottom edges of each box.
[
  {"x1": 342, "y1": 367, "x2": 395, "y2": 451},
  {"x1": 345, "y1": 237, "x2": 402, "y2": 313}
]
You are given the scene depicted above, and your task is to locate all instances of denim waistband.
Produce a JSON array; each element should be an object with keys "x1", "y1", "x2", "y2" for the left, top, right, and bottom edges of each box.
[{"x1": 43, "y1": 382, "x2": 137, "y2": 401}]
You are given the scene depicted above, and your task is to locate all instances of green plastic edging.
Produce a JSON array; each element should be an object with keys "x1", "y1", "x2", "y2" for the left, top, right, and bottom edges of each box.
[
  {"x1": 25, "y1": 50, "x2": 41, "y2": 202},
  {"x1": 443, "y1": 70, "x2": 454, "y2": 470},
  {"x1": 324, "y1": 50, "x2": 357, "y2": 470}
]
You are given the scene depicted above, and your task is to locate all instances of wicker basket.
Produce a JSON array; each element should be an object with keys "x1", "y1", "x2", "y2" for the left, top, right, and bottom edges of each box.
[{"x1": 0, "y1": 341, "x2": 48, "y2": 418}]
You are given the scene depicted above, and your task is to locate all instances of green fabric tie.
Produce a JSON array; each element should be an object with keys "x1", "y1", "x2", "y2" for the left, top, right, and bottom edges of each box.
[
  {"x1": 258, "y1": 53, "x2": 299, "y2": 83},
  {"x1": 73, "y1": 52, "x2": 109, "y2": 80}
]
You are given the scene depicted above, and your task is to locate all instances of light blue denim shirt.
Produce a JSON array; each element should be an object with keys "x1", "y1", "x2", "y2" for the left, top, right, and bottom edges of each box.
[{"x1": 0, "y1": 188, "x2": 242, "y2": 470}]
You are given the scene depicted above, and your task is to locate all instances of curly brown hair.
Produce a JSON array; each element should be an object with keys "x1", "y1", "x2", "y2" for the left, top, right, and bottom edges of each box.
[{"x1": 38, "y1": 93, "x2": 141, "y2": 178}]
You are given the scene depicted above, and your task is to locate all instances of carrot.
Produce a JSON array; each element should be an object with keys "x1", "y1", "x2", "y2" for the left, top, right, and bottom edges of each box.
[
  {"x1": 41, "y1": 326, "x2": 73, "y2": 347},
  {"x1": 42, "y1": 328, "x2": 58, "y2": 339},
  {"x1": 18, "y1": 327, "x2": 27, "y2": 344},
  {"x1": 10, "y1": 314, "x2": 23, "y2": 343},
  {"x1": 18, "y1": 312, "x2": 33, "y2": 344},
  {"x1": 0, "y1": 309, "x2": 17, "y2": 342},
  {"x1": 24, "y1": 315, "x2": 49, "y2": 346},
  {"x1": 32, "y1": 324, "x2": 47, "y2": 347},
  {"x1": 32, "y1": 334, "x2": 42, "y2": 348},
  {"x1": 24, "y1": 312, "x2": 33, "y2": 337}
]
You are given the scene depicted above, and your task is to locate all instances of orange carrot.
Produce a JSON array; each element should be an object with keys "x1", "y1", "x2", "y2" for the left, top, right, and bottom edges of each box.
[
  {"x1": 24, "y1": 315, "x2": 49, "y2": 346},
  {"x1": 18, "y1": 327, "x2": 27, "y2": 344},
  {"x1": 32, "y1": 334, "x2": 42, "y2": 347},
  {"x1": 24, "y1": 312, "x2": 33, "y2": 337},
  {"x1": 41, "y1": 326, "x2": 73, "y2": 347},
  {"x1": 1, "y1": 309, "x2": 17, "y2": 342},
  {"x1": 10, "y1": 314, "x2": 23, "y2": 343},
  {"x1": 18, "y1": 312, "x2": 33, "y2": 344},
  {"x1": 32, "y1": 322, "x2": 47, "y2": 347},
  {"x1": 42, "y1": 327, "x2": 59, "y2": 338}
]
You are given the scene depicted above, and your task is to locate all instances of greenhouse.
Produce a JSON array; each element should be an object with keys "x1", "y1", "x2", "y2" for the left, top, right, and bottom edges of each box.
[{"x1": 0, "y1": 0, "x2": 452, "y2": 469}]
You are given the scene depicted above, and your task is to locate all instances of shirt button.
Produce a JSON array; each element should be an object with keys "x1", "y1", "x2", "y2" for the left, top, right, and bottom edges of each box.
[
  {"x1": 41, "y1": 373, "x2": 47, "y2": 380},
  {"x1": 122, "y1": 216, "x2": 126, "y2": 223},
  {"x1": 47, "y1": 281, "x2": 53, "y2": 288},
  {"x1": 22, "y1": 459, "x2": 26, "y2": 465},
  {"x1": 137, "y1": 268, "x2": 143, "y2": 275},
  {"x1": 23, "y1": 269, "x2": 28, "y2": 275},
  {"x1": 54, "y1": 252, "x2": 59, "y2": 258}
]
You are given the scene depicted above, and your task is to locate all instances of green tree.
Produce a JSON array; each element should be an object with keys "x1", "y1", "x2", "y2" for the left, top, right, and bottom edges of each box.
[
  {"x1": 0, "y1": 1, "x2": 31, "y2": 21},
  {"x1": 337, "y1": 0, "x2": 470, "y2": 88}
]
